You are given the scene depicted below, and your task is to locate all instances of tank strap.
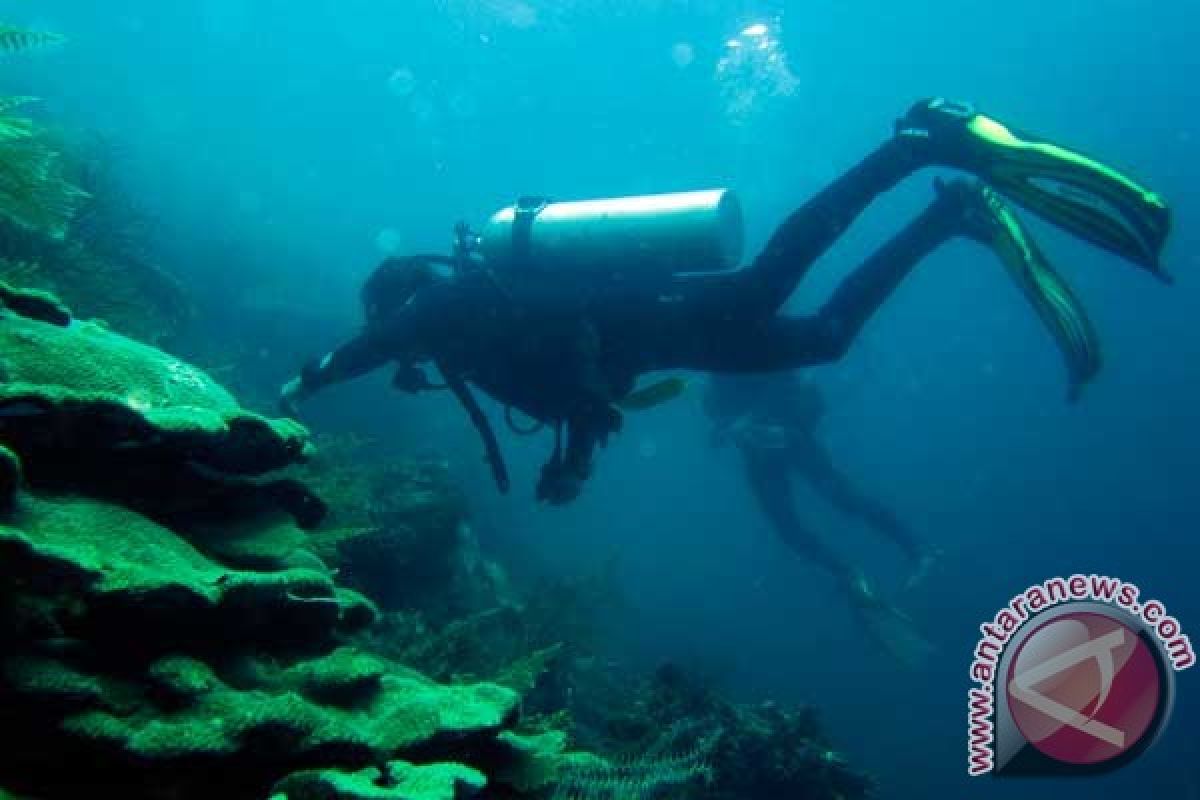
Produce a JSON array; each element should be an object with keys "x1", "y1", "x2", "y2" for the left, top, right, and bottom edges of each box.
[{"x1": 511, "y1": 196, "x2": 550, "y2": 264}]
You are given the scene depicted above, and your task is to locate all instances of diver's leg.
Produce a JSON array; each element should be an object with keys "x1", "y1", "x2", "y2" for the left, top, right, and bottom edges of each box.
[
  {"x1": 686, "y1": 136, "x2": 925, "y2": 318},
  {"x1": 742, "y1": 445, "x2": 853, "y2": 582},
  {"x1": 687, "y1": 97, "x2": 1170, "y2": 322},
  {"x1": 658, "y1": 180, "x2": 967, "y2": 372},
  {"x1": 794, "y1": 435, "x2": 921, "y2": 559}
]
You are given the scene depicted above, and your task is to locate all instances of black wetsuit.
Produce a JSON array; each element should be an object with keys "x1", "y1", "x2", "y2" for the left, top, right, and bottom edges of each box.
[
  {"x1": 703, "y1": 373, "x2": 919, "y2": 581},
  {"x1": 301, "y1": 135, "x2": 967, "y2": 501}
]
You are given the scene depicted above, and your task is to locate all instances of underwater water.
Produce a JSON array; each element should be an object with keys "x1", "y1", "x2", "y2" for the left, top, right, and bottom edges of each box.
[{"x1": 1, "y1": 0, "x2": 1198, "y2": 797}]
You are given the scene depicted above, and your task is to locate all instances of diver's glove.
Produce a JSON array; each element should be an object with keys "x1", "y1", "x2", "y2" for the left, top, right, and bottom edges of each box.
[
  {"x1": 536, "y1": 460, "x2": 586, "y2": 506},
  {"x1": 279, "y1": 377, "x2": 308, "y2": 417},
  {"x1": 279, "y1": 361, "x2": 319, "y2": 417}
]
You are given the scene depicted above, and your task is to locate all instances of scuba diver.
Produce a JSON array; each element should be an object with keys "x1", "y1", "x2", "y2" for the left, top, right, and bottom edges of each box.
[
  {"x1": 281, "y1": 98, "x2": 1171, "y2": 505},
  {"x1": 705, "y1": 371, "x2": 938, "y2": 662}
]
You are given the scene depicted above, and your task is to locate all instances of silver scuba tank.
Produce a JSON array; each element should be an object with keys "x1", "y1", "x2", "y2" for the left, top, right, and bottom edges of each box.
[{"x1": 477, "y1": 189, "x2": 744, "y2": 277}]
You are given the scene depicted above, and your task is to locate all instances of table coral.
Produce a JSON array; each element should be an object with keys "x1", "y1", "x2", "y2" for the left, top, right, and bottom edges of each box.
[{"x1": 0, "y1": 286, "x2": 580, "y2": 800}]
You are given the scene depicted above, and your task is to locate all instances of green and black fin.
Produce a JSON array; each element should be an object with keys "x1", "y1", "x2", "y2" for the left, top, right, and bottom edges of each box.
[
  {"x1": 965, "y1": 114, "x2": 1171, "y2": 279},
  {"x1": 972, "y1": 184, "x2": 1103, "y2": 401},
  {"x1": 616, "y1": 376, "x2": 688, "y2": 412}
]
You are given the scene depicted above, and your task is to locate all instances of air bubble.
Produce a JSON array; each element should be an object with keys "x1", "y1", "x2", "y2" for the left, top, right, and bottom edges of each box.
[
  {"x1": 671, "y1": 42, "x2": 695, "y2": 68},
  {"x1": 375, "y1": 228, "x2": 404, "y2": 255},
  {"x1": 387, "y1": 67, "x2": 417, "y2": 98}
]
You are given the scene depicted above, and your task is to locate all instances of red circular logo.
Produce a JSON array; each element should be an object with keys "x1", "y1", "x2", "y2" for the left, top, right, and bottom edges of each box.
[{"x1": 1006, "y1": 612, "x2": 1163, "y2": 766}]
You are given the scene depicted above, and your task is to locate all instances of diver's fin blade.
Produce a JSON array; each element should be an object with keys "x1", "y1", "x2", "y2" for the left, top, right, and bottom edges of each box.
[
  {"x1": 857, "y1": 603, "x2": 936, "y2": 669},
  {"x1": 980, "y1": 188, "x2": 1104, "y2": 399},
  {"x1": 617, "y1": 376, "x2": 688, "y2": 412},
  {"x1": 990, "y1": 169, "x2": 1170, "y2": 277},
  {"x1": 967, "y1": 114, "x2": 1171, "y2": 274}
]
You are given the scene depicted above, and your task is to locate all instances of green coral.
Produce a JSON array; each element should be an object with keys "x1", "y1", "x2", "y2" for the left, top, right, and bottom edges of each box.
[
  {"x1": 0, "y1": 25, "x2": 65, "y2": 52},
  {"x1": 0, "y1": 239, "x2": 190, "y2": 344},
  {"x1": 146, "y1": 656, "x2": 221, "y2": 704},
  {"x1": 548, "y1": 727, "x2": 716, "y2": 800},
  {"x1": 1, "y1": 654, "x2": 125, "y2": 713},
  {"x1": 0, "y1": 443, "x2": 20, "y2": 505},
  {"x1": 0, "y1": 301, "x2": 235, "y2": 407},
  {"x1": 55, "y1": 660, "x2": 518, "y2": 765},
  {"x1": 0, "y1": 493, "x2": 364, "y2": 647},
  {"x1": 0, "y1": 287, "x2": 580, "y2": 799},
  {"x1": 491, "y1": 731, "x2": 607, "y2": 796},
  {"x1": 301, "y1": 442, "x2": 486, "y2": 615},
  {"x1": 0, "y1": 297, "x2": 312, "y2": 482},
  {"x1": 279, "y1": 647, "x2": 389, "y2": 707},
  {"x1": 0, "y1": 277, "x2": 70, "y2": 324},
  {"x1": 0, "y1": 38, "x2": 86, "y2": 238},
  {"x1": 0, "y1": 28, "x2": 188, "y2": 341},
  {"x1": 273, "y1": 761, "x2": 486, "y2": 800}
]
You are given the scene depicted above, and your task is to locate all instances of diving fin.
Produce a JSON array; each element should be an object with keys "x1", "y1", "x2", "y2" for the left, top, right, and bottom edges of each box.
[
  {"x1": 844, "y1": 572, "x2": 935, "y2": 669},
  {"x1": 857, "y1": 602, "x2": 937, "y2": 669},
  {"x1": 898, "y1": 98, "x2": 1171, "y2": 278},
  {"x1": 616, "y1": 376, "x2": 689, "y2": 412},
  {"x1": 957, "y1": 180, "x2": 1103, "y2": 400}
]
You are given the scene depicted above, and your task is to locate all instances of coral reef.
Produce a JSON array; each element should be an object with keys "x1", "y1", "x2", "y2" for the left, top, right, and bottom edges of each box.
[
  {"x1": 297, "y1": 437, "x2": 505, "y2": 619},
  {"x1": 0, "y1": 94, "x2": 85, "y2": 240},
  {"x1": 1, "y1": 24, "x2": 190, "y2": 343},
  {"x1": 274, "y1": 761, "x2": 486, "y2": 800},
  {"x1": 0, "y1": 26, "x2": 84, "y2": 240},
  {"x1": 0, "y1": 150, "x2": 192, "y2": 344},
  {"x1": 0, "y1": 286, "x2": 580, "y2": 799},
  {"x1": 0, "y1": 284, "x2": 873, "y2": 800},
  {"x1": 565, "y1": 663, "x2": 874, "y2": 800}
]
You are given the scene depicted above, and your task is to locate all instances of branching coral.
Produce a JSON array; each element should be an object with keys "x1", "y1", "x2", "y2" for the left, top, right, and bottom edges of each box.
[
  {"x1": 550, "y1": 728, "x2": 718, "y2": 800},
  {"x1": 0, "y1": 25, "x2": 85, "y2": 239},
  {"x1": 0, "y1": 26, "x2": 188, "y2": 342},
  {"x1": 0, "y1": 96, "x2": 87, "y2": 238},
  {"x1": 0, "y1": 25, "x2": 64, "y2": 52}
]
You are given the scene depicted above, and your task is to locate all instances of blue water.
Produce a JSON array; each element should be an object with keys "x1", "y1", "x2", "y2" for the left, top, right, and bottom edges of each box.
[{"x1": 4, "y1": 1, "x2": 1197, "y2": 796}]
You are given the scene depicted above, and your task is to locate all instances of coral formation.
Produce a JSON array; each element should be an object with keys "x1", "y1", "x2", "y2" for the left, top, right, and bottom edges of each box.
[
  {"x1": 0, "y1": 25, "x2": 190, "y2": 342},
  {"x1": 566, "y1": 663, "x2": 874, "y2": 800},
  {"x1": 273, "y1": 761, "x2": 486, "y2": 800},
  {"x1": 0, "y1": 26, "x2": 84, "y2": 240},
  {"x1": 0, "y1": 287, "x2": 580, "y2": 799},
  {"x1": 0, "y1": 95, "x2": 85, "y2": 239},
  {"x1": 298, "y1": 438, "x2": 502, "y2": 619}
]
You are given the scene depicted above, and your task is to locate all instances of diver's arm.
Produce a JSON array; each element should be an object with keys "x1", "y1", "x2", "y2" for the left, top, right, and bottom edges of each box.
[
  {"x1": 280, "y1": 331, "x2": 392, "y2": 414},
  {"x1": 310, "y1": 332, "x2": 394, "y2": 389},
  {"x1": 281, "y1": 294, "x2": 434, "y2": 414},
  {"x1": 279, "y1": 303, "x2": 432, "y2": 416}
]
